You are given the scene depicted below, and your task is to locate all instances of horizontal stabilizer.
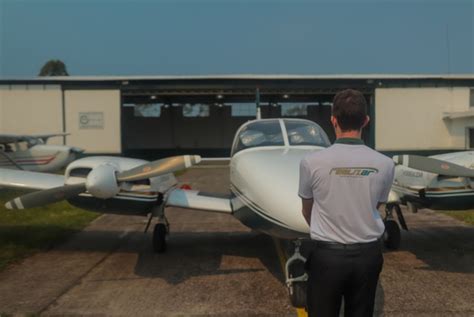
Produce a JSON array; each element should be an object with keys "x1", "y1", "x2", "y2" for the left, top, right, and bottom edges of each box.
[
  {"x1": 393, "y1": 155, "x2": 474, "y2": 177},
  {"x1": 166, "y1": 189, "x2": 232, "y2": 213}
]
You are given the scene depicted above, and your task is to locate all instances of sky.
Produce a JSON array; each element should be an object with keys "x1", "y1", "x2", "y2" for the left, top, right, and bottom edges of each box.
[{"x1": 0, "y1": 0, "x2": 472, "y2": 77}]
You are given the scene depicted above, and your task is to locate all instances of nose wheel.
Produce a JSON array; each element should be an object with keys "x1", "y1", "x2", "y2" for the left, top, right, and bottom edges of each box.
[{"x1": 285, "y1": 239, "x2": 308, "y2": 308}]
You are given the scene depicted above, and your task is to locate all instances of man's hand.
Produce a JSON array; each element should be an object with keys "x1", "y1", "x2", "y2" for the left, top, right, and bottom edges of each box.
[{"x1": 301, "y1": 198, "x2": 313, "y2": 226}]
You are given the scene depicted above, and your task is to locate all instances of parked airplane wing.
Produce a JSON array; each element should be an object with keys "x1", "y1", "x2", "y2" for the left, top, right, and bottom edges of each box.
[
  {"x1": 0, "y1": 133, "x2": 69, "y2": 144},
  {"x1": 166, "y1": 189, "x2": 232, "y2": 213},
  {"x1": 393, "y1": 154, "x2": 474, "y2": 177},
  {"x1": 0, "y1": 168, "x2": 64, "y2": 190}
]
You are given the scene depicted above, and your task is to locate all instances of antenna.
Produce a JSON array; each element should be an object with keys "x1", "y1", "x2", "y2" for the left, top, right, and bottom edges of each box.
[
  {"x1": 446, "y1": 24, "x2": 451, "y2": 74},
  {"x1": 256, "y1": 87, "x2": 261, "y2": 120}
]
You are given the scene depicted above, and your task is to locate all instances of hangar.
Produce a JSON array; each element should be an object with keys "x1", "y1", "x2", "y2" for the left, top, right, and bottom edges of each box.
[{"x1": 0, "y1": 75, "x2": 473, "y2": 158}]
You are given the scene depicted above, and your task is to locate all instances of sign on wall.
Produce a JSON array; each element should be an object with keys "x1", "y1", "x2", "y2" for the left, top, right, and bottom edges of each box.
[{"x1": 79, "y1": 112, "x2": 104, "y2": 129}]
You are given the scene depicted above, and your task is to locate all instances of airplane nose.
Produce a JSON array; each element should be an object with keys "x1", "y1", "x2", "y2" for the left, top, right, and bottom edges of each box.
[{"x1": 232, "y1": 150, "x2": 309, "y2": 234}]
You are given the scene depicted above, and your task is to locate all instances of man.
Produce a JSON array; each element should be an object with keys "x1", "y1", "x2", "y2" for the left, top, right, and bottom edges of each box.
[{"x1": 299, "y1": 89, "x2": 395, "y2": 317}]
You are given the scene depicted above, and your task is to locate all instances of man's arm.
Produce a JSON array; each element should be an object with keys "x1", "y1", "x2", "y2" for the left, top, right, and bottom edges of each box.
[{"x1": 301, "y1": 198, "x2": 313, "y2": 226}]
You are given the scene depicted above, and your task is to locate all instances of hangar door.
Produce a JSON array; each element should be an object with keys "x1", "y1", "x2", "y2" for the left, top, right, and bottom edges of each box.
[{"x1": 121, "y1": 95, "x2": 373, "y2": 158}]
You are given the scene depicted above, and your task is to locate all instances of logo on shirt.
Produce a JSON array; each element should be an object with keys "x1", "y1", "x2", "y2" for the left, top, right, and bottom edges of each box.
[{"x1": 330, "y1": 167, "x2": 378, "y2": 177}]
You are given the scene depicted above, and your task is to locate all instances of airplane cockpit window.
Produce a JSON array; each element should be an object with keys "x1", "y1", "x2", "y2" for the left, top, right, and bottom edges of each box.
[
  {"x1": 232, "y1": 120, "x2": 284, "y2": 154},
  {"x1": 232, "y1": 119, "x2": 330, "y2": 155},
  {"x1": 284, "y1": 120, "x2": 330, "y2": 147}
]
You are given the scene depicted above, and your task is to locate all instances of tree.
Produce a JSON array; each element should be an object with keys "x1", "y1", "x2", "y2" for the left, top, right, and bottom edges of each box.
[{"x1": 38, "y1": 59, "x2": 69, "y2": 76}]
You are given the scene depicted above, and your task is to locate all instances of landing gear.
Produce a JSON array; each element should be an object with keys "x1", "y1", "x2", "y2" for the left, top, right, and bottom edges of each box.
[
  {"x1": 144, "y1": 194, "x2": 170, "y2": 253},
  {"x1": 383, "y1": 203, "x2": 408, "y2": 250},
  {"x1": 153, "y1": 223, "x2": 167, "y2": 253},
  {"x1": 285, "y1": 240, "x2": 308, "y2": 308},
  {"x1": 383, "y1": 219, "x2": 401, "y2": 250}
]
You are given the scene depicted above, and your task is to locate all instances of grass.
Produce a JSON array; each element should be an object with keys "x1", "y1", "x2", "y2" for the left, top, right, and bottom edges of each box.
[
  {"x1": 441, "y1": 210, "x2": 474, "y2": 225},
  {"x1": 0, "y1": 189, "x2": 99, "y2": 272}
]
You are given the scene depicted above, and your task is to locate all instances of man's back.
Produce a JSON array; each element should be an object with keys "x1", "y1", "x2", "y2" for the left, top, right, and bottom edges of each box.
[{"x1": 300, "y1": 139, "x2": 394, "y2": 244}]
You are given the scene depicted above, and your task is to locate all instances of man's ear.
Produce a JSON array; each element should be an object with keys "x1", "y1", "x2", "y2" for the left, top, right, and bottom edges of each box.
[
  {"x1": 330, "y1": 115, "x2": 338, "y2": 128},
  {"x1": 361, "y1": 115, "x2": 370, "y2": 128}
]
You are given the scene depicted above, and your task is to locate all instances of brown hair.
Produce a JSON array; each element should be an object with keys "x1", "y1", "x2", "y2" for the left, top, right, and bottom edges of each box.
[{"x1": 332, "y1": 89, "x2": 367, "y2": 131}]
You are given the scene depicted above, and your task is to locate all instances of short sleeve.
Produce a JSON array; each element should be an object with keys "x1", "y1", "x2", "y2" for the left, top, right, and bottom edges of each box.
[
  {"x1": 379, "y1": 161, "x2": 395, "y2": 202},
  {"x1": 298, "y1": 158, "x2": 313, "y2": 199}
]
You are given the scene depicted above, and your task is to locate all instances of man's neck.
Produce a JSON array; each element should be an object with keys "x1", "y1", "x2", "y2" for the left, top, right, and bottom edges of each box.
[{"x1": 336, "y1": 130, "x2": 362, "y2": 140}]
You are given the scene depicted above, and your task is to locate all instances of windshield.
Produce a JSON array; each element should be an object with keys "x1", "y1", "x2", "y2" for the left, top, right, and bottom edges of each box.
[
  {"x1": 232, "y1": 119, "x2": 330, "y2": 155},
  {"x1": 232, "y1": 120, "x2": 284, "y2": 154},
  {"x1": 285, "y1": 120, "x2": 330, "y2": 147}
]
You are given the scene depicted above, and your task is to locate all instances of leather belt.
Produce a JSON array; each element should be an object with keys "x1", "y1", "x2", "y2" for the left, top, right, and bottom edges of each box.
[{"x1": 313, "y1": 239, "x2": 382, "y2": 250}]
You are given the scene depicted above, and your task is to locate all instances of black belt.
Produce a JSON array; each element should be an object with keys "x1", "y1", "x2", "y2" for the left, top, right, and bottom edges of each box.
[{"x1": 313, "y1": 239, "x2": 382, "y2": 250}]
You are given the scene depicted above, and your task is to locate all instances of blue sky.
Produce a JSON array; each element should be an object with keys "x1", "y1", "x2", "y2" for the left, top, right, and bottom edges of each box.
[{"x1": 0, "y1": 0, "x2": 472, "y2": 77}]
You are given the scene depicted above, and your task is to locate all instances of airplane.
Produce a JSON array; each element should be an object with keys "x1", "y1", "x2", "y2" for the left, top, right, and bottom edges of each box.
[
  {"x1": 0, "y1": 118, "x2": 473, "y2": 308},
  {"x1": 383, "y1": 151, "x2": 474, "y2": 249},
  {"x1": 0, "y1": 133, "x2": 83, "y2": 172}
]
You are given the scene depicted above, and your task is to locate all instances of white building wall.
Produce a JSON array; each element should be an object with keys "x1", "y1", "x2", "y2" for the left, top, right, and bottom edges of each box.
[
  {"x1": 0, "y1": 85, "x2": 64, "y2": 145},
  {"x1": 375, "y1": 87, "x2": 471, "y2": 151},
  {"x1": 64, "y1": 90, "x2": 121, "y2": 153}
]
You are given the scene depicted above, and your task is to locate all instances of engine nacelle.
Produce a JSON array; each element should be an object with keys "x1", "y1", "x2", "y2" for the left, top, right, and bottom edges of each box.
[{"x1": 86, "y1": 164, "x2": 120, "y2": 199}]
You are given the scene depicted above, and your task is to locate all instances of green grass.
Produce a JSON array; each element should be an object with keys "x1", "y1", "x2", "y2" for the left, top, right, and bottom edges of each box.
[
  {"x1": 0, "y1": 189, "x2": 98, "y2": 272},
  {"x1": 441, "y1": 210, "x2": 474, "y2": 225}
]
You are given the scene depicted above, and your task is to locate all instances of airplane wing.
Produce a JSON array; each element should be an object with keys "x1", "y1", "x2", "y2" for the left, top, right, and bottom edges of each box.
[
  {"x1": 0, "y1": 134, "x2": 29, "y2": 144},
  {"x1": 31, "y1": 133, "x2": 69, "y2": 143},
  {"x1": 166, "y1": 189, "x2": 232, "y2": 214},
  {"x1": 0, "y1": 168, "x2": 64, "y2": 190},
  {"x1": 0, "y1": 133, "x2": 69, "y2": 144},
  {"x1": 393, "y1": 154, "x2": 474, "y2": 178}
]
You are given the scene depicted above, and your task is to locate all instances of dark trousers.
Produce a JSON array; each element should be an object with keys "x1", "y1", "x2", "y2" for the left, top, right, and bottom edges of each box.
[{"x1": 306, "y1": 242, "x2": 383, "y2": 317}]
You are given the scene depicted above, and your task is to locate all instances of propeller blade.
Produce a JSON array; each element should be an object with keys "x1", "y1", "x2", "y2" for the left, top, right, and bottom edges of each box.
[
  {"x1": 393, "y1": 155, "x2": 474, "y2": 177},
  {"x1": 5, "y1": 183, "x2": 86, "y2": 210},
  {"x1": 116, "y1": 155, "x2": 201, "y2": 182}
]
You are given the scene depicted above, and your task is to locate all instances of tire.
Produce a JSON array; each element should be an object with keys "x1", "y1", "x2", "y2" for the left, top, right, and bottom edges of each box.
[
  {"x1": 153, "y1": 223, "x2": 167, "y2": 253},
  {"x1": 289, "y1": 281, "x2": 307, "y2": 308},
  {"x1": 383, "y1": 220, "x2": 401, "y2": 250},
  {"x1": 287, "y1": 259, "x2": 307, "y2": 308}
]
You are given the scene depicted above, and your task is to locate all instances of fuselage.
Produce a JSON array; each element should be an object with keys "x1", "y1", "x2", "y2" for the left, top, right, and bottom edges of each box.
[
  {"x1": 228, "y1": 118, "x2": 330, "y2": 239},
  {"x1": 0, "y1": 144, "x2": 81, "y2": 172}
]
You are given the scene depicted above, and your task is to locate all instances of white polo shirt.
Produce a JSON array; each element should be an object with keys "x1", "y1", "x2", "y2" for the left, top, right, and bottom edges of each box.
[{"x1": 298, "y1": 138, "x2": 395, "y2": 244}]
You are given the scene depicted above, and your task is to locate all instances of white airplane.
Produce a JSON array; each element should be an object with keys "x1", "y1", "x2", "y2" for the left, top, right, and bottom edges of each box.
[
  {"x1": 0, "y1": 118, "x2": 473, "y2": 307},
  {"x1": 0, "y1": 133, "x2": 83, "y2": 172},
  {"x1": 383, "y1": 151, "x2": 474, "y2": 249}
]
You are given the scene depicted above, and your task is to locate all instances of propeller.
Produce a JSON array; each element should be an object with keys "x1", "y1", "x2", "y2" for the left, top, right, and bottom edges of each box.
[
  {"x1": 5, "y1": 183, "x2": 86, "y2": 210},
  {"x1": 5, "y1": 155, "x2": 201, "y2": 210},
  {"x1": 393, "y1": 154, "x2": 474, "y2": 178}
]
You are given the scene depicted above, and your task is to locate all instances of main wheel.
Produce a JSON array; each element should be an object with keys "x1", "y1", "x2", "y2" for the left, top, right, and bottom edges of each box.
[
  {"x1": 383, "y1": 220, "x2": 401, "y2": 250},
  {"x1": 153, "y1": 223, "x2": 167, "y2": 253}
]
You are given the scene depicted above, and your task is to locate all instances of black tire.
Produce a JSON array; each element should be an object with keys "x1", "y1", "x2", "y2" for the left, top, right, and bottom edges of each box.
[
  {"x1": 289, "y1": 281, "x2": 307, "y2": 308},
  {"x1": 153, "y1": 223, "x2": 167, "y2": 253},
  {"x1": 383, "y1": 220, "x2": 401, "y2": 250},
  {"x1": 287, "y1": 259, "x2": 307, "y2": 308}
]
